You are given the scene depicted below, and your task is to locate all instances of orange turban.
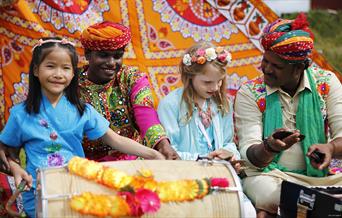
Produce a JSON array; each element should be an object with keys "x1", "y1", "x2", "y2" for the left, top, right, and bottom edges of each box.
[{"x1": 80, "y1": 21, "x2": 131, "y2": 51}]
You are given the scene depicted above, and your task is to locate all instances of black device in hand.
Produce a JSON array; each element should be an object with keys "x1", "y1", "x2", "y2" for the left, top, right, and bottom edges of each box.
[
  {"x1": 272, "y1": 130, "x2": 305, "y2": 141},
  {"x1": 309, "y1": 150, "x2": 325, "y2": 164}
]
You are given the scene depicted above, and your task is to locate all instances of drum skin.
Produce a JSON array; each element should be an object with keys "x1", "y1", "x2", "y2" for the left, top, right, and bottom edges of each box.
[{"x1": 35, "y1": 160, "x2": 243, "y2": 217}]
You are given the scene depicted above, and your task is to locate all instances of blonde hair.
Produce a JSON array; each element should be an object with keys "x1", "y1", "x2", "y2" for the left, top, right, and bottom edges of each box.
[{"x1": 180, "y1": 42, "x2": 230, "y2": 120}]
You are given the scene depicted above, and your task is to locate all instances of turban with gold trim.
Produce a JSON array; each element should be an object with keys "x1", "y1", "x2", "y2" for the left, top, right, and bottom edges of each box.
[
  {"x1": 80, "y1": 21, "x2": 131, "y2": 51},
  {"x1": 261, "y1": 13, "x2": 314, "y2": 63}
]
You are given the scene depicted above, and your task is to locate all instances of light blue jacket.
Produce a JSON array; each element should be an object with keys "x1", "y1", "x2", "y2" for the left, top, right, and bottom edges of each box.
[{"x1": 157, "y1": 88, "x2": 240, "y2": 160}]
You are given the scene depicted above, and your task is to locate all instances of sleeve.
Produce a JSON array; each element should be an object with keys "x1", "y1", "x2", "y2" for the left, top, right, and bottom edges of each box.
[
  {"x1": 0, "y1": 109, "x2": 22, "y2": 147},
  {"x1": 326, "y1": 72, "x2": 342, "y2": 139},
  {"x1": 234, "y1": 85, "x2": 263, "y2": 162},
  {"x1": 129, "y1": 72, "x2": 167, "y2": 147},
  {"x1": 83, "y1": 104, "x2": 110, "y2": 140},
  {"x1": 221, "y1": 104, "x2": 241, "y2": 159},
  {"x1": 157, "y1": 96, "x2": 199, "y2": 160}
]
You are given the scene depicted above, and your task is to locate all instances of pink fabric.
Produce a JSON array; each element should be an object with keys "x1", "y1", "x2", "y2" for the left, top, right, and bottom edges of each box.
[
  {"x1": 97, "y1": 154, "x2": 137, "y2": 162},
  {"x1": 130, "y1": 77, "x2": 160, "y2": 138},
  {"x1": 130, "y1": 75, "x2": 150, "y2": 102},
  {"x1": 133, "y1": 105, "x2": 160, "y2": 137}
]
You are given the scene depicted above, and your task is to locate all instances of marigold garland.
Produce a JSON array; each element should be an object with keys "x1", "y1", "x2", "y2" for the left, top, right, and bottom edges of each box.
[{"x1": 68, "y1": 157, "x2": 230, "y2": 217}]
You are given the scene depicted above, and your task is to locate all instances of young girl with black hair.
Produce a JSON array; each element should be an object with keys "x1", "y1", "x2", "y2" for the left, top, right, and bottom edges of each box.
[{"x1": 0, "y1": 37, "x2": 164, "y2": 217}]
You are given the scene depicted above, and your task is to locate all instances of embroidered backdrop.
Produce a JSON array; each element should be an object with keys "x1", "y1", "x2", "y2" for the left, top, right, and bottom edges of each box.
[{"x1": 0, "y1": 0, "x2": 340, "y2": 129}]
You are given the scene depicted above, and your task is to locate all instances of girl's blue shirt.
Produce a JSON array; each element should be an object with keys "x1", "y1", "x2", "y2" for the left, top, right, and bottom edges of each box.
[
  {"x1": 0, "y1": 94, "x2": 109, "y2": 217},
  {"x1": 157, "y1": 88, "x2": 240, "y2": 160},
  {"x1": 0, "y1": 94, "x2": 109, "y2": 184}
]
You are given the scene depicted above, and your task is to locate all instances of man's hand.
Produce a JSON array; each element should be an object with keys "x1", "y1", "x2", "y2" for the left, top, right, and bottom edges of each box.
[
  {"x1": 268, "y1": 128, "x2": 302, "y2": 152},
  {"x1": 307, "y1": 143, "x2": 334, "y2": 170},
  {"x1": 154, "y1": 139, "x2": 180, "y2": 160},
  {"x1": 0, "y1": 143, "x2": 10, "y2": 173}
]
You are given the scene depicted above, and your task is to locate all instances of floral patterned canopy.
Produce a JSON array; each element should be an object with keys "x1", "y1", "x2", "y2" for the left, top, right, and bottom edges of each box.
[{"x1": 0, "y1": 0, "x2": 339, "y2": 129}]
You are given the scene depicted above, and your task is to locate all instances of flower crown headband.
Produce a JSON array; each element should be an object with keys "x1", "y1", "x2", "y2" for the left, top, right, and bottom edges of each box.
[
  {"x1": 32, "y1": 38, "x2": 75, "y2": 51},
  {"x1": 182, "y1": 46, "x2": 232, "y2": 66}
]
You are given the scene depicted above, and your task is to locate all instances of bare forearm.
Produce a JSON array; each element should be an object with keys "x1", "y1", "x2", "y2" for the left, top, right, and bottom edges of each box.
[
  {"x1": 9, "y1": 159, "x2": 23, "y2": 175},
  {"x1": 101, "y1": 130, "x2": 161, "y2": 159}
]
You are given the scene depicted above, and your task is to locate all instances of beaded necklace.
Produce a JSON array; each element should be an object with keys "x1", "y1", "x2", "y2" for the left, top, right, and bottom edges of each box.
[{"x1": 195, "y1": 99, "x2": 212, "y2": 129}]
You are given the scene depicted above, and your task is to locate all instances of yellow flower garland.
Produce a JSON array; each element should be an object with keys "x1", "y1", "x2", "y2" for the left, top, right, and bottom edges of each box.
[
  {"x1": 68, "y1": 157, "x2": 229, "y2": 217},
  {"x1": 68, "y1": 157, "x2": 210, "y2": 202}
]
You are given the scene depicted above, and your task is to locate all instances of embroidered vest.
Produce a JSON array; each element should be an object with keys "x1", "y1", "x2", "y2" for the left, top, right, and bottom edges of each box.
[{"x1": 245, "y1": 66, "x2": 332, "y2": 137}]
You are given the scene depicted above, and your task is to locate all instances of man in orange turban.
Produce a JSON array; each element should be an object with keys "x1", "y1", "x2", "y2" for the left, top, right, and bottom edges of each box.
[
  {"x1": 234, "y1": 13, "x2": 342, "y2": 217},
  {"x1": 79, "y1": 21, "x2": 180, "y2": 161}
]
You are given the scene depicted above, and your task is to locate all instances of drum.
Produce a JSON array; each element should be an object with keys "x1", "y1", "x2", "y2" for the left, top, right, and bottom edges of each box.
[{"x1": 35, "y1": 160, "x2": 244, "y2": 217}]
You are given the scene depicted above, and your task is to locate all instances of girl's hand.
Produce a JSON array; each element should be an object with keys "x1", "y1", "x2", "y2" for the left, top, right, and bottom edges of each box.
[
  {"x1": 229, "y1": 156, "x2": 241, "y2": 174},
  {"x1": 154, "y1": 139, "x2": 180, "y2": 160},
  {"x1": 9, "y1": 160, "x2": 32, "y2": 191},
  {"x1": 208, "y1": 149, "x2": 234, "y2": 160},
  {"x1": 147, "y1": 150, "x2": 166, "y2": 160}
]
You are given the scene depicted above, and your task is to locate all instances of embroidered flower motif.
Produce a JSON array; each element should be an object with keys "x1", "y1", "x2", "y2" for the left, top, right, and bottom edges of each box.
[
  {"x1": 50, "y1": 132, "x2": 58, "y2": 141},
  {"x1": 317, "y1": 83, "x2": 330, "y2": 96},
  {"x1": 255, "y1": 77, "x2": 263, "y2": 84},
  {"x1": 47, "y1": 153, "x2": 64, "y2": 167},
  {"x1": 39, "y1": 119, "x2": 48, "y2": 128},
  {"x1": 182, "y1": 54, "x2": 192, "y2": 66},
  {"x1": 46, "y1": 143, "x2": 62, "y2": 153},
  {"x1": 257, "y1": 98, "x2": 266, "y2": 113},
  {"x1": 257, "y1": 87, "x2": 266, "y2": 93}
]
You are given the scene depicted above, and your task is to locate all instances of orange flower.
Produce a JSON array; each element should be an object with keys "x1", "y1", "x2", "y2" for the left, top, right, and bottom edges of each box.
[
  {"x1": 317, "y1": 83, "x2": 329, "y2": 95},
  {"x1": 197, "y1": 56, "x2": 206, "y2": 64}
]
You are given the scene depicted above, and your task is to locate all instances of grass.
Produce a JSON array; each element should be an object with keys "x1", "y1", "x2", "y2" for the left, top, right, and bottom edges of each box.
[{"x1": 282, "y1": 10, "x2": 342, "y2": 74}]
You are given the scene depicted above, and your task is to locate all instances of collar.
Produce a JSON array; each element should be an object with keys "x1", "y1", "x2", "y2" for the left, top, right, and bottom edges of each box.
[{"x1": 265, "y1": 69, "x2": 312, "y2": 96}]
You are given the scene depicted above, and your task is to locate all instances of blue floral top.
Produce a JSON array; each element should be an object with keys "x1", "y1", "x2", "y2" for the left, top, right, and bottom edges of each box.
[
  {"x1": 157, "y1": 88, "x2": 240, "y2": 160},
  {"x1": 0, "y1": 94, "x2": 109, "y2": 186}
]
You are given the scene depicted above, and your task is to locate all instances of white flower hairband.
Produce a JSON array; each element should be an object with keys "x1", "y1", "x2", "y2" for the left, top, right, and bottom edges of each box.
[
  {"x1": 31, "y1": 38, "x2": 75, "y2": 51},
  {"x1": 182, "y1": 47, "x2": 232, "y2": 66}
]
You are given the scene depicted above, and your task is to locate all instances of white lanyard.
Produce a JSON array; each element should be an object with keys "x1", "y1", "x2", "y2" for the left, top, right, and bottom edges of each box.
[{"x1": 197, "y1": 119, "x2": 213, "y2": 150}]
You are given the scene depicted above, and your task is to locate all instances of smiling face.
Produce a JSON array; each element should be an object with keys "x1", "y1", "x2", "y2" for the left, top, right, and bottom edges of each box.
[
  {"x1": 34, "y1": 46, "x2": 74, "y2": 101},
  {"x1": 261, "y1": 51, "x2": 303, "y2": 93},
  {"x1": 86, "y1": 48, "x2": 124, "y2": 84},
  {"x1": 191, "y1": 63, "x2": 226, "y2": 104}
]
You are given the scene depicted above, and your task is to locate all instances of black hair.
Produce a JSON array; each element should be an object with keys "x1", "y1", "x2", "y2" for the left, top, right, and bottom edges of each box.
[{"x1": 25, "y1": 37, "x2": 85, "y2": 115}]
